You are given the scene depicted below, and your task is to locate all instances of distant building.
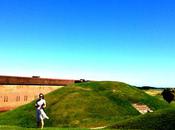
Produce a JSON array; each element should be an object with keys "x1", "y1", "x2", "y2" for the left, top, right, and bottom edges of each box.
[{"x1": 32, "y1": 76, "x2": 40, "y2": 78}]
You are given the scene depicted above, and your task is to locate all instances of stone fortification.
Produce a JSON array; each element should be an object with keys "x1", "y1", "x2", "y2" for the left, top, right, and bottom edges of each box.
[
  {"x1": 0, "y1": 85, "x2": 63, "y2": 112},
  {"x1": 0, "y1": 75, "x2": 77, "y2": 86},
  {"x1": 0, "y1": 75, "x2": 80, "y2": 112}
]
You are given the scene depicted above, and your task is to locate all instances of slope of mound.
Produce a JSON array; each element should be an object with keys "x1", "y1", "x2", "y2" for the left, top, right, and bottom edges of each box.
[
  {"x1": 110, "y1": 107, "x2": 175, "y2": 130},
  {"x1": 0, "y1": 81, "x2": 169, "y2": 128}
]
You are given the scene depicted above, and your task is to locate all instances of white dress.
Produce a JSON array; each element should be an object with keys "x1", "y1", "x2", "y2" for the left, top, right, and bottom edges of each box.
[{"x1": 36, "y1": 99, "x2": 49, "y2": 121}]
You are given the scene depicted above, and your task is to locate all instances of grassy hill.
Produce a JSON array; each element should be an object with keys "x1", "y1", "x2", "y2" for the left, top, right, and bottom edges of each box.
[
  {"x1": 0, "y1": 81, "x2": 169, "y2": 128},
  {"x1": 0, "y1": 125, "x2": 89, "y2": 130},
  {"x1": 110, "y1": 107, "x2": 175, "y2": 130}
]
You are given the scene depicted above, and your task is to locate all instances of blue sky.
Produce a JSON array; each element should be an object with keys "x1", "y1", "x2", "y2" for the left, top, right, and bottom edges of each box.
[{"x1": 0, "y1": 0, "x2": 175, "y2": 87}]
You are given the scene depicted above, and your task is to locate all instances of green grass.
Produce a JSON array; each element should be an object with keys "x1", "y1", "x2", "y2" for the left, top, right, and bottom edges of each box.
[
  {"x1": 0, "y1": 125, "x2": 141, "y2": 130},
  {"x1": 110, "y1": 107, "x2": 175, "y2": 130},
  {"x1": 0, "y1": 81, "x2": 170, "y2": 129},
  {"x1": 0, "y1": 125, "x2": 89, "y2": 130}
]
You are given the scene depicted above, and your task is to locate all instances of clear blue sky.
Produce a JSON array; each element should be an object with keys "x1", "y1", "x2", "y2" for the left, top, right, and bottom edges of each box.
[{"x1": 0, "y1": 0, "x2": 175, "y2": 87}]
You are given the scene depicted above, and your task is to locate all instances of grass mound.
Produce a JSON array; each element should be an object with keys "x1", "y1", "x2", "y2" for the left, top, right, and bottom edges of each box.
[
  {"x1": 110, "y1": 107, "x2": 175, "y2": 130},
  {"x1": 0, "y1": 125, "x2": 88, "y2": 130},
  {"x1": 0, "y1": 81, "x2": 169, "y2": 128}
]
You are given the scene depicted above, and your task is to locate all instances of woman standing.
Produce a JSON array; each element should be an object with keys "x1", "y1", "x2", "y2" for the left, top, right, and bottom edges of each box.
[{"x1": 35, "y1": 93, "x2": 49, "y2": 129}]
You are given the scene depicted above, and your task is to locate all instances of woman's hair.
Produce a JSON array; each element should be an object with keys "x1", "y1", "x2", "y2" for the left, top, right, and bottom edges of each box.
[{"x1": 39, "y1": 93, "x2": 44, "y2": 99}]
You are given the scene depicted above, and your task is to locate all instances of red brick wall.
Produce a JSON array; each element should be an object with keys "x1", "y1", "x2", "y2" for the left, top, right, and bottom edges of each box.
[{"x1": 0, "y1": 76, "x2": 76, "y2": 86}]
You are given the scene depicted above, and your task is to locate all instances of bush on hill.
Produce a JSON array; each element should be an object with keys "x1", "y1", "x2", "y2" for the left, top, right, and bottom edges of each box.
[{"x1": 161, "y1": 88, "x2": 174, "y2": 103}]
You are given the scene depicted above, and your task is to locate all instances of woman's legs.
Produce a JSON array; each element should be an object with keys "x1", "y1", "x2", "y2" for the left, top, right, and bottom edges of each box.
[
  {"x1": 41, "y1": 119, "x2": 44, "y2": 129},
  {"x1": 36, "y1": 109, "x2": 41, "y2": 128}
]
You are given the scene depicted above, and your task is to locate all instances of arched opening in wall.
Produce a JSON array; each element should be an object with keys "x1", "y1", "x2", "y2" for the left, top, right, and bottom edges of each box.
[
  {"x1": 24, "y1": 96, "x2": 28, "y2": 101},
  {"x1": 16, "y1": 96, "x2": 20, "y2": 102},
  {"x1": 4, "y1": 96, "x2": 8, "y2": 102},
  {"x1": 0, "y1": 96, "x2": 3, "y2": 102}
]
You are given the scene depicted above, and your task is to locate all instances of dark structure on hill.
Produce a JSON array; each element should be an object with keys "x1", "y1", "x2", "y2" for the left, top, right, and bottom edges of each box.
[
  {"x1": 0, "y1": 75, "x2": 81, "y2": 86},
  {"x1": 161, "y1": 88, "x2": 175, "y2": 103}
]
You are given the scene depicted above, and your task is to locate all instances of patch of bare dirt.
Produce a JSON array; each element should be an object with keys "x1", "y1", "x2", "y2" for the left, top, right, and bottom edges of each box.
[{"x1": 132, "y1": 103, "x2": 153, "y2": 114}]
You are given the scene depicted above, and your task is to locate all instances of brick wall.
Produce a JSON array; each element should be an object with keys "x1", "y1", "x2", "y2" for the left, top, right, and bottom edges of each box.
[
  {"x1": 0, "y1": 75, "x2": 77, "y2": 85},
  {"x1": 0, "y1": 85, "x2": 62, "y2": 112}
]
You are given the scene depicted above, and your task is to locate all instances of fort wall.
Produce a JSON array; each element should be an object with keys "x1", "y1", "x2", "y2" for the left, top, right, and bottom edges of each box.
[
  {"x1": 0, "y1": 75, "x2": 77, "y2": 85},
  {"x1": 0, "y1": 85, "x2": 63, "y2": 112},
  {"x1": 0, "y1": 75, "x2": 80, "y2": 112}
]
